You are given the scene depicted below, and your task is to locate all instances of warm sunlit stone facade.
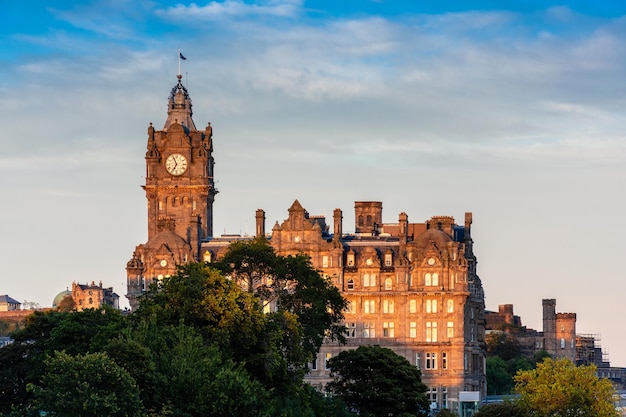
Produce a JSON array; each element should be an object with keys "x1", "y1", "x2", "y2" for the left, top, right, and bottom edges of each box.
[
  {"x1": 128, "y1": 79, "x2": 487, "y2": 412},
  {"x1": 126, "y1": 75, "x2": 216, "y2": 310}
]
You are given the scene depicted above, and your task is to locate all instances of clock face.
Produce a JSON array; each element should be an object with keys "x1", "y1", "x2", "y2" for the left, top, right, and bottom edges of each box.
[
  {"x1": 165, "y1": 153, "x2": 188, "y2": 175},
  {"x1": 428, "y1": 257, "x2": 436, "y2": 265}
]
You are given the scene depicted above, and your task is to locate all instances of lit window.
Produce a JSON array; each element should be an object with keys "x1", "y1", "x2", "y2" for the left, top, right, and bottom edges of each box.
[
  {"x1": 426, "y1": 352, "x2": 437, "y2": 370},
  {"x1": 385, "y1": 253, "x2": 392, "y2": 266},
  {"x1": 432, "y1": 273, "x2": 439, "y2": 286},
  {"x1": 203, "y1": 250, "x2": 212, "y2": 263},
  {"x1": 347, "y1": 300, "x2": 356, "y2": 314},
  {"x1": 425, "y1": 273, "x2": 431, "y2": 286},
  {"x1": 346, "y1": 322, "x2": 356, "y2": 338},
  {"x1": 426, "y1": 299, "x2": 437, "y2": 313},
  {"x1": 447, "y1": 299, "x2": 454, "y2": 313},
  {"x1": 347, "y1": 253, "x2": 355, "y2": 266},
  {"x1": 385, "y1": 277, "x2": 392, "y2": 290},
  {"x1": 426, "y1": 322, "x2": 438, "y2": 342},
  {"x1": 363, "y1": 273, "x2": 370, "y2": 287},
  {"x1": 364, "y1": 300, "x2": 376, "y2": 314},
  {"x1": 347, "y1": 279, "x2": 354, "y2": 290},
  {"x1": 364, "y1": 322, "x2": 376, "y2": 338},
  {"x1": 442, "y1": 352, "x2": 448, "y2": 369},
  {"x1": 409, "y1": 299, "x2": 417, "y2": 313},
  {"x1": 383, "y1": 299, "x2": 394, "y2": 314},
  {"x1": 370, "y1": 274, "x2": 377, "y2": 287},
  {"x1": 322, "y1": 256, "x2": 329, "y2": 268},
  {"x1": 325, "y1": 353, "x2": 332, "y2": 370},
  {"x1": 383, "y1": 322, "x2": 394, "y2": 337},
  {"x1": 447, "y1": 321, "x2": 454, "y2": 338},
  {"x1": 409, "y1": 322, "x2": 417, "y2": 338}
]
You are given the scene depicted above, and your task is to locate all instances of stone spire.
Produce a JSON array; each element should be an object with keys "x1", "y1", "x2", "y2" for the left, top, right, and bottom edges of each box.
[{"x1": 163, "y1": 74, "x2": 197, "y2": 131}]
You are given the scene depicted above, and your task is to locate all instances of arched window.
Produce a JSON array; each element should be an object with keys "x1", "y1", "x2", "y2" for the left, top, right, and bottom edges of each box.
[
  {"x1": 432, "y1": 273, "x2": 439, "y2": 286},
  {"x1": 363, "y1": 273, "x2": 370, "y2": 287},
  {"x1": 203, "y1": 250, "x2": 212, "y2": 263},
  {"x1": 425, "y1": 273, "x2": 432, "y2": 286},
  {"x1": 347, "y1": 279, "x2": 354, "y2": 290}
]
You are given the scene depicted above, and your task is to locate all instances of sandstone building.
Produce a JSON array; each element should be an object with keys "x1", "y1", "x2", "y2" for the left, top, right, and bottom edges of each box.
[{"x1": 127, "y1": 77, "x2": 487, "y2": 412}]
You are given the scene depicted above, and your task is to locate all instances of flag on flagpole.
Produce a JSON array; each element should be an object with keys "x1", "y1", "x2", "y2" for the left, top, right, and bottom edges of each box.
[{"x1": 179, "y1": 51, "x2": 187, "y2": 60}]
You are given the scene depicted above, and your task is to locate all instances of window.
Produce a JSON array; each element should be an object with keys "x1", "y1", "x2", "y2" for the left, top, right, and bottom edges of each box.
[
  {"x1": 347, "y1": 279, "x2": 354, "y2": 290},
  {"x1": 363, "y1": 273, "x2": 370, "y2": 287},
  {"x1": 428, "y1": 387, "x2": 437, "y2": 406},
  {"x1": 447, "y1": 299, "x2": 454, "y2": 313},
  {"x1": 409, "y1": 322, "x2": 417, "y2": 338},
  {"x1": 415, "y1": 352, "x2": 421, "y2": 370},
  {"x1": 385, "y1": 253, "x2": 392, "y2": 266},
  {"x1": 426, "y1": 352, "x2": 437, "y2": 370},
  {"x1": 426, "y1": 299, "x2": 437, "y2": 313},
  {"x1": 384, "y1": 277, "x2": 392, "y2": 290},
  {"x1": 347, "y1": 300, "x2": 356, "y2": 314},
  {"x1": 560, "y1": 338, "x2": 565, "y2": 349},
  {"x1": 409, "y1": 299, "x2": 417, "y2": 313},
  {"x1": 383, "y1": 299, "x2": 394, "y2": 314},
  {"x1": 383, "y1": 322, "x2": 394, "y2": 337},
  {"x1": 426, "y1": 321, "x2": 437, "y2": 342},
  {"x1": 442, "y1": 386, "x2": 448, "y2": 409},
  {"x1": 425, "y1": 273, "x2": 440, "y2": 286},
  {"x1": 310, "y1": 355, "x2": 317, "y2": 370},
  {"x1": 347, "y1": 253, "x2": 355, "y2": 266},
  {"x1": 364, "y1": 322, "x2": 376, "y2": 338},
  {"x1": 346, "y1": 322, "x2": 356, "y2": 338},
  {"x1": 203, "y1": 250, "x2": 212, "y2": 263},
  {"x1": 322, "y1": 256, "x2": 329, "y2": 268},
  {"x1": 364, "y1": 300, "x2": 376, "y2": 314},
  {"x1": 370, "y1": 274, "x2": 376, "y2": 286},
  {"x1": 158, "y1": 201, "x2": 163, "y2": 211},
  {"x1": 442, "y1": 352, "x2": 448, "y2": 369},
  {"x1": 447, "y1": 321, "x2": 454, "y2": 338},
  {"x1": 325, "y1": 353, "x2": 332, "y2": 370}
]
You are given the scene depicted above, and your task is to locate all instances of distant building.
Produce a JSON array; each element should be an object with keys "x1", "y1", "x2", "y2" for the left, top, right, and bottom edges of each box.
[
  {"x1": 71, "y1": 281, "x2": 119, "y2": 311},
  {"x1": 485, "y1": 299, "x2": 626, "y2": 389},
  {"x1": 0, "y1": 295, "x2": 20, "y2": 312}
]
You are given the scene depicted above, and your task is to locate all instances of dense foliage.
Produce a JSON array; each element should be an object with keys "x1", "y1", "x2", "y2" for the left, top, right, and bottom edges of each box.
[
  {"x1": 326, "y1": 345, "x2": 429, "y2": 417},
  {"x1": 514, "y1": 357, "x2": 619, "y2": 417},
  {"x1": 0, "y1": 241, "x2": 352, "y2": 417}
]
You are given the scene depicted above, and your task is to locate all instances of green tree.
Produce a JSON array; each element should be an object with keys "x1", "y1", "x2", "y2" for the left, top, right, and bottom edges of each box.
[
  {"x1": 28, "y1": 351, "x2": 145, "y2": 417},
  {"x1": 326, "y1": 345, "x2": 429, "y2": 417},
  {"x1": 213, "y1": 238, "x2": 347, "y2": 352},
  {"x1": 514, "y1": 357, "x2": 618, "y2": 417},
  {"x1": 474, "y1": 402, "x2": 529, "y2": 417}
]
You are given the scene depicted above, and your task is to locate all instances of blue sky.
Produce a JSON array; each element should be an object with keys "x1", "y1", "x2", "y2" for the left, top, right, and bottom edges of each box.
[{"x1": 2, "y1": 1, "x2": 626, "y2": 364}]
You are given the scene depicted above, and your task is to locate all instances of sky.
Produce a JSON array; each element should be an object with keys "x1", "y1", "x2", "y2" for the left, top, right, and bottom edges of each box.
[{"x1": 2, "y1": 0, "x2": 626, "y2": 364}]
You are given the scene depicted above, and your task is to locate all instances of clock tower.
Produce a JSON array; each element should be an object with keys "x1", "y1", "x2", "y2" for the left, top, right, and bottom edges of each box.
[{"x1": 126, "y1": 74, "x2": 217, "y2": 309}]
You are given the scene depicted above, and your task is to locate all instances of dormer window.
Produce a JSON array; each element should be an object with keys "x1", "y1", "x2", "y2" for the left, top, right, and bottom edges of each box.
[
  {"x1": 347, "y1": 279, "x2": 354, "y2": 290},
  {"x1": 385, "y1": 252, "x2": 392, "y2": 266},
  {"x1": 347, "y1": 253, "x2": 355, "y2": 267}
]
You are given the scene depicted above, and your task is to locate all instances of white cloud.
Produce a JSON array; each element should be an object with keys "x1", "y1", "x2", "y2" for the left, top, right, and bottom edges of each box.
[{"x1": 158, "y1": 0, "x2": 302, "y2": 20}]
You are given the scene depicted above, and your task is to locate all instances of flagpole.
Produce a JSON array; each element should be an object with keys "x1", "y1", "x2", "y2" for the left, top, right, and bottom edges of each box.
[{"x1": 178, "y1": 48, "x2": 181, "y2": 76}]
